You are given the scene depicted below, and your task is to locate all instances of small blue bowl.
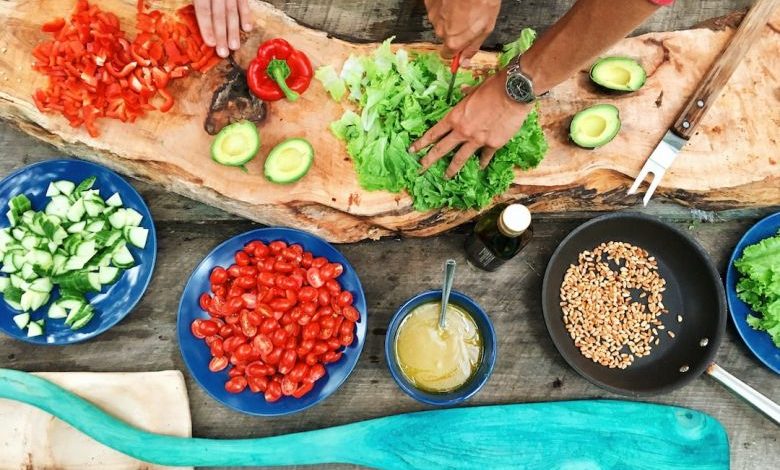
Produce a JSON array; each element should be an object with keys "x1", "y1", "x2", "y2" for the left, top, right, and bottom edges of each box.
[
  {"x1": 725, "y1": 212, "x2": 780, "y2": 374},
  {"x1": 0, "y1": 159, "x2": 156, "y2": 345},
  {"x1": 177, "y1": 227, "x2": 367, "y2": 416},
  {"x1": 385, "y1": 289, "x2": 496, "y2": 406}
]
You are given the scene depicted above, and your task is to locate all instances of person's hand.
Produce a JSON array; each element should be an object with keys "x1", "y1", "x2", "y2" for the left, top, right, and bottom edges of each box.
[
  {"x1": 410, "y1": 69, "x2": 531, "y2": 178},
  {"x1": 424, "y1": 0, "x2": 501, "y2": 64},
  {"x1": 194, "y1": 0, "x2": 254, "y2": 58}
]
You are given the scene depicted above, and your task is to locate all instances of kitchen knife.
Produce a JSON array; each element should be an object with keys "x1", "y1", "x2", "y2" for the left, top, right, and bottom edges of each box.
[{"x1": 628, "y1": 0, "x2": 778, "y2": 206}]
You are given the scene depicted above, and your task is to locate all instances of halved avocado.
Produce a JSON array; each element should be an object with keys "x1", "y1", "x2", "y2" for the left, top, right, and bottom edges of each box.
[
  {"x1": 211, "y1": 120, "x2": 260, "y2": 168},
  {"x1": 589, "y1": 57, "x2": 646, "y2": 92},
  {"x1": 264, "y1": 138, "x2": 314, "y2": 184},
  {"x1": 569, "y1": 104, "x2": 621, "y2": 149}
]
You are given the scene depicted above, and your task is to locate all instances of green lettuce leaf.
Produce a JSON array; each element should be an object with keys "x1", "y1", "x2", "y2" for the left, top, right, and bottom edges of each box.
[
  {"x1": 734, "y1": 230, "x2": 780, "y2": 347},
  {"x1": 498, "y1": 28, "x2": 537, "y2": 67},
  {"x1": 314, "y1": 65, "x2": 346, "y2": 101},
  {"x1": 322, "y1": 32, "x2": 548, "y2": 211}
]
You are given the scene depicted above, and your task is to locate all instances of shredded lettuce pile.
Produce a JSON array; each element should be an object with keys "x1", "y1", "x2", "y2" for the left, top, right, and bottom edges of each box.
[
  {"x1": 734, "y1": 231, "x2": 780, "y2": 347},
  {"x1": 317, "y1": 30, "x2": 547, "y2": 211}
]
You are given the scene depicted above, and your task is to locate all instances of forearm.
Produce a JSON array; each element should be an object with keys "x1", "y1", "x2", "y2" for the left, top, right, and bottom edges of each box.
[{"x1": 521, "y1": 0, "x2": 661, "y2": 93}]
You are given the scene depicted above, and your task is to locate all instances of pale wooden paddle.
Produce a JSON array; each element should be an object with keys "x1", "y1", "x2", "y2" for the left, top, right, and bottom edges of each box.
[{"x1": 0, "y1": 369, "x2": 728, "y2": 469}]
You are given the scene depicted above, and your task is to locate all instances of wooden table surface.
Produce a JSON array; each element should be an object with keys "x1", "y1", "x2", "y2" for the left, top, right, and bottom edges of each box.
[{"x1": 1, "y1": 1, "x2": 779, "y2": 469}]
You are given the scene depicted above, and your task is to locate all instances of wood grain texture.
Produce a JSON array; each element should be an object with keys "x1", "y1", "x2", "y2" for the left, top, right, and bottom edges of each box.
[
  {"x1": 0, "y1": 370, "x2": 732, "y2": 470},
  {"x1": 0, "y1": 136, "x2": 777, "y2": 470},
  {"x1": 0, "y1": 1, "x2": 778, "y2": 242},
  {"x1": 0, "y1": 371, "x2": 192, "y2": 470},
  {"x1": 672, "y1": 0, "x2": 780, "y2": 139}
]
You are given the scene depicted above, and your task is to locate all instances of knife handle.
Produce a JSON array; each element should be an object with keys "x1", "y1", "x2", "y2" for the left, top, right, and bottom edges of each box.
[{"x1": 672, "y1": 0, "x2": 777, "y2": 140}]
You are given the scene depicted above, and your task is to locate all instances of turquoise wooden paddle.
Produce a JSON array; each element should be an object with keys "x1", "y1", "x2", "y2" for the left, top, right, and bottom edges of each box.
[{"x1": 0, "y1": 369, "x2": 728, "y2": 469}]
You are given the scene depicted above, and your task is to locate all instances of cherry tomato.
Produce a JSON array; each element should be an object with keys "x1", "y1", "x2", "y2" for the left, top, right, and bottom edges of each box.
[
  {"x1": 306, "y1": 267, "x2": 324, "y2": 288},
  {"x1": 281, "y1": 248, "x2": 299, "y2": 261},
  {"x1": 340, "y1": 333, "x2": 354, "y2": 346},
  {"x1": 199, "y1": 293, "x2": 212, "y2": 311},
  {"x1": 298, "y1": 314, "x2": 312, "y2": 326},
  {"x1": 210, "y1": 338, "x2": 225, "y2": 357},
  {"x1": 303, "y1": 322, "x2": 320, "y2": 340},
  {"x1": 312, "y1": 257, "x2": 328, "y2": 268},
  {"x1": 300, "y1": 301, "x2": 317, "y2": 316},
  {"x1": 312, "y1": 341, "x2": 328, "y2": 355},
  {"x1": 199, "y1": 320, "x2": 219, "y2": 337},
  {"x1": 288, "y1": 363, "x2": 308, "y2": 383},
  {"x1": 212, "y1": 285, "x2": 227, "y2": 299},
  {"x1": 224, "y1": 313, "x2": 239, "y2": 325},
  {"x1": 278, "y1": 349, "x2": 297, "y2": 374},
  {"x1": 260, "y1": 318, "x2": 280, "y2": 334},
  {"x1": 281, "y1": 375, "x2": 297, "y2": 396},
  {"x1": 228, "y1": 365, "x2": 246, "y2": 377},
  {"x1": 304, "y1": 352, "x2": 320, "y2": 366},
  {"x1": 290, "y1": 244, "x2": 303, "y2": 255},
  {"x1": 210, "y1": 267, "x2": 228, "y2": 285},
  {"x1": 209, "y1": 356, "x2": 228, "y2": 372},
  {"x1": 339, "y1": 320, "x2": 355, "y2": 337},
  {"x1": 225, "y1": 376, "x2": 247, "y2": 394},
  {"x1": 321, "y1": 264, "x2": 336, "y2": 280},
  {"x1": 233, "y1": 343, "x2": 254, "y2": 363},
  {"x1": 269, "y1": 240, "x2": 287, "y2": 254},
  {"x1": 258, "y1": 271, "x2": 276, "y2": 287},
  {"x1": 240, "y1": 312, "x2": 258, "y2": 337},
  {"x1": 301, "y1": 252, "x2": 313, "y2": 268},
  {"x1": 223, "y1": 336, "x2": 245, "y2": 354},
  {"x1": 287, "y1": 380, "x2": 311, "y2": 399},
  {"x1": 244, "y1": 240, "x2": 260, "y2": 254},
  {"x1": 283, "y1": 322, "x2": 300, "y2": 337},
  {"x1": 342, "y1": 306, "x2": 360, "y2": 322},
  {"x1": 227, "y1": 265, "x2": 241, "y2": 278},
  {"x1": 219, "y1": 324, "x2": 234, "y2": 338},
  {"x1": 271, "y1": 328, "x2": 287, "y2": 347},
  {"x1": 246, "y1": 361, "x2": 268, "y2": 377},
  {"x1": 325, "y1": 279, "x2": 341, "y2": 295},
  {"x1": 317, "y1": 289, "x2": 330, "y2": 307},
  {"x1": 274, "y1": 260, "x2": 294, "y2": 273},
  {"x1": 298, "y1": 286, "x2": 317, "y2": 303},
  {"x1": 322, "y1": 351, "x2": 343, "y2": 364},
  {"x1": 253, "y1": 243, "x2": 270, "y2": 258},
  {"x1": 252, "y1": 333, "x2": 273, "y2": 355},
  {"x1": 264, "y1": 380, "x2": 282, "y2": 402},
  {"x1": 226, "y1": 296, "x2": 244, "y2": 315},
  {"x1": 235, "y1": 250, "x2": 250, "y2": 266},
  {"x1": 262, "y1": 347, "x2": 282, "y2": 365},
  {"x1": 247, "y1": 375, "x2": 268, "y2": 393},
  {"x1": 191, "y1": 319, "x2": 206, "y2": 339},
  {"x1": 270, "y1": 298, "x2": 294, "y2": 312},
  {"x1": 330, "y1": 263, "x2": 344, "y2": 278},
  {"x1": 308, "y1": 363, "x2": 326, "y2": 382},
  {"x1": 240, "y1": 293, "x2": 257, "y2": 310},
  {"x1": 297, "y1": 338, "x2": 315, "y2": 355},
  {"x1": 236, "y1": 276, "x2": 255, "y2": 290},
  {"x1": 326, "y1": 337, "x2": 341, "y2": 351},
  {"x1": 336, "y1": 291, "x2": 353, "y2": 307}
]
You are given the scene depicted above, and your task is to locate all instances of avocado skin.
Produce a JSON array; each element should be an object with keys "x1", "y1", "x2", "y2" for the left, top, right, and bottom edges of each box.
[{"x1": 589, "y1": 57, "x2": 647, "y2": 93}]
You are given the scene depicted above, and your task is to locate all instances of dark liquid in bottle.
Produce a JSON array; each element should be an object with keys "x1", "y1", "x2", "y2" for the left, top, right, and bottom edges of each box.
[{"x1": 465, "y1": 205, "x2": 533, "y2": 271}]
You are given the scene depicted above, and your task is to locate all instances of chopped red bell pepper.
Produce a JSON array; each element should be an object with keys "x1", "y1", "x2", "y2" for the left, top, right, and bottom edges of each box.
[{"x1": 247, "y1": 38, "x2": 313, "y2": 102}]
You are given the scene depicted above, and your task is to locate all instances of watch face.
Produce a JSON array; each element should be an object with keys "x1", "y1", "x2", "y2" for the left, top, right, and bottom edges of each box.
[{"x1": 506, "y1": 74, "x2": 535, "y2": 103}]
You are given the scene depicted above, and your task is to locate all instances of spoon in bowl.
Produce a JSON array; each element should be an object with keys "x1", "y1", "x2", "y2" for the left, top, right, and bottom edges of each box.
[{"x1": 438, "y1": 259, "x2": 457, "y2": 330}]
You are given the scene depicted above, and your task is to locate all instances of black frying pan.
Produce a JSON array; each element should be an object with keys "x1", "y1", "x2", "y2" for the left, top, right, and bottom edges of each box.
[{"x1": 542, "y1": 213, "x2": 779, "y2": 423}]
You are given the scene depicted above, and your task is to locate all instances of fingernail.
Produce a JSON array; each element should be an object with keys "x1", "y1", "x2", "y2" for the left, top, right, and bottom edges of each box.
[
  {"x1": 460, "y1": 58, "x2": 471, "y2": 68},
  {"x1": 217, "y1": 46, "x2": 229, "y2": 58},
  {"x1": 243, "y1": 23, "x2": 253, "y2": 32},
  {"x1": 229, "y1": 39, "x2": 240, "y2": 50}
]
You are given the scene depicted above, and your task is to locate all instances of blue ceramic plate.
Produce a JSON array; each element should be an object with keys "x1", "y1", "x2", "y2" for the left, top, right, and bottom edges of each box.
[
  {"x1": 177, "y1": 227, "x2": 367, "y2": 416},
  {"x1": 0, "y1": 159, "x2": 157, "y2": 345},
  {"x1": 725, "y1": 212, "x2": 780, "y2": 374}
]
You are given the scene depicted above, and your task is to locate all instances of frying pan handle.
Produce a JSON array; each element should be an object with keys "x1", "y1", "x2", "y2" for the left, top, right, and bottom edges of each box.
[{"x1": 707, "y1": 363, "x2": 780, "y2": 426}]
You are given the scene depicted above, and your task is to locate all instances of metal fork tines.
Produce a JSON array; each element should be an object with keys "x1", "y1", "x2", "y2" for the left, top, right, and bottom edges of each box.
[{"x1": 627, "y1": 130, "x2": 687, "y2": 206}]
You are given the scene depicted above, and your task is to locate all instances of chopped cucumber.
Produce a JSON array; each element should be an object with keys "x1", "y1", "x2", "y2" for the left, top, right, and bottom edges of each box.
[
  {"x1": 124, "y1": 226, "x2": 149, "y2": 249},
  {"x1": 66, "y1": 199, "x2": 86, "y2": 222},
  {"x1": 84, "y1": 200, "x2": 104, "y2": 218},
  {"x1": 45, "y1": 182, "x2": 60, "y2": 197},
  {"x1": 86, "y1": 220, "x2": 105, "y2": 233},
  {"x1": 73, "y1": 176, "x2": 96, "y2": 198},
  {"x1": 0, "y1": 276, "x2": 8, "y2": 293},
  {"x1": 108, "y1": 209, "x2": 127, "y2": 229},
  {"x1": 54, "y1": 180, "x2": 75, "y2": 196},
  {"x1": 67, "y1": 221, "x2": 87, "y2": 234},
  {"x1": 124, "y1": 208, "x2": 143, "y2": 227},
  {"x1": 9, "y1": 194, "x2": 32, "y2": 214},
  {"x1": 98, "y1": 266, "x2": 120, "y2": 284},
  {"x1": 12, "y1": 312, "x2": 30, "y2": 329},
  {"x1": 45, "y1": 195, "x2": 71, "y2": 219},
  {"x1": 111, "y1": 243, "x2": 134, "y2": 269},
  {"x1": 105, "y1": 193, "x2": 122, "y2": 207},
  {"x1": 26, "y1": 320, "x2": 43, "y2": 337},
  {"x1": 48, "y1": 302, "x2": 68, "y2": 319}
]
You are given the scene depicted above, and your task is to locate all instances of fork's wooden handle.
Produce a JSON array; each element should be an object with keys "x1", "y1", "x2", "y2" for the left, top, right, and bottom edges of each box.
[{"x1": 672, "y1": 0, "x2": 778, "y2": 140}]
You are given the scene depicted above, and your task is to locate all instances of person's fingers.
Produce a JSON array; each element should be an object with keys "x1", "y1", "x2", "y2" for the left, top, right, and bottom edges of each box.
[
  {"x1": 226, "y1": 0, "x2": 240, "y2": 50},
  {"x1": 193, "y1": 0, "x2": 216, "y2": 47},
  {"x1": 479, "y1": 146, "x2": 498, "y2": 169},
  {"x1": 212, "y1": 0, "x2": 229, "y2": 58},
  {"x1": 409, "y1": 117, "x2": 452, "y2": 153},
  {"x1": 446, "y1": 142, "x2": 479, "y2": 178},
  {"x1": 420, "y1": 132, "x2": 462, "y2": 172},
  {"x1": 238, "y1": 0, "x2": 253, "y2": 32}
]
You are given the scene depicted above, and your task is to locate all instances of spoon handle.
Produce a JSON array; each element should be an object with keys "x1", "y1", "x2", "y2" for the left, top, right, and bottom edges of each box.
[{"x1": 439, "y1": 259, "x2": 457, "y2": 329}]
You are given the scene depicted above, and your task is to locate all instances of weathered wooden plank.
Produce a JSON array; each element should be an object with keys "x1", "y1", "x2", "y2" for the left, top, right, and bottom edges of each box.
[
  {"x1": 265, "y1": 0, "x2": 755, "y2": 44},
  {"x1": 0, "y1": 212, "x2": 776, "y2": 469}
]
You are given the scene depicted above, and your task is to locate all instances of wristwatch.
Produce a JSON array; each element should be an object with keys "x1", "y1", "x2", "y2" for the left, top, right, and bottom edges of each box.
[{"x1": 505, "y1": 55, "x2": 544, "y2": 104}]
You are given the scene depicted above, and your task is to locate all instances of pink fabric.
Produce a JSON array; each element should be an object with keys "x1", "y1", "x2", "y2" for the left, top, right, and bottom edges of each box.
[{"x1": 648, "y1": 0, "x2": 674, "y2": 5}]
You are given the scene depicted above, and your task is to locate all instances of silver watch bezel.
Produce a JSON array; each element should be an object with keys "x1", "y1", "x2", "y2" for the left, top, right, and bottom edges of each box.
[{"x1": 505, "y1": 55, "x2": 537, "y2": 104}]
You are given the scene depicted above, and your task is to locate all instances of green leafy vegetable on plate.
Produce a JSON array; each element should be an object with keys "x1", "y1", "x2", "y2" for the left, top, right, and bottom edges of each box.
[
  {"x1": 734, "y1": 230, "x2": 780, "y2": 347},
  {"x1": 317, "y1": 31, "x2": 548, "y2": 211}
]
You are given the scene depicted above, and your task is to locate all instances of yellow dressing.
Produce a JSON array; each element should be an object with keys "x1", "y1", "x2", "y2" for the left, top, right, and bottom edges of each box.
[{"x1": 395, "y1": 302, "x2": 482, "y2": 393}]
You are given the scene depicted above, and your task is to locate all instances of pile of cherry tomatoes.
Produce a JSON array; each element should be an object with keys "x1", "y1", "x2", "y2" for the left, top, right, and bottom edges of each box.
[{"x1": 192, "y1": 239, "x2": 360, "y2": 403}]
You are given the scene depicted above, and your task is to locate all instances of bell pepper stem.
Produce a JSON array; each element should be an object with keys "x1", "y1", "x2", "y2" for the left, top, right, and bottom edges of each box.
[{"x1": 267, "y1": 59, "x2": 299, "y2": 102}]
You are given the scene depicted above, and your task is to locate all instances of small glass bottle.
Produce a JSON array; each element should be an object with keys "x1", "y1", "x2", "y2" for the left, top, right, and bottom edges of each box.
[{"x1": 464, "y1": 203, "x2": 533, "y2": 272}]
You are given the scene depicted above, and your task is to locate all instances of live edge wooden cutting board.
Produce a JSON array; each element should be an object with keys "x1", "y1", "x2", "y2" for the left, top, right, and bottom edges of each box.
[{"x1": 0, "y1": 1, "x2": 778, "y2": 242}]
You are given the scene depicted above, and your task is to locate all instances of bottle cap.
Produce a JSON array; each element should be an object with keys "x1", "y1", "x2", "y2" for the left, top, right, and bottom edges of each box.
[{"x1": 498, "y1": 204, "x2": 531, "y2": 237}]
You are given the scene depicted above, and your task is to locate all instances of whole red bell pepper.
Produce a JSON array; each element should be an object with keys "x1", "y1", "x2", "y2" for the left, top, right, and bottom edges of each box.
[{"x1": 247, "y1": 38, "x2": 313, "y2": 102}]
